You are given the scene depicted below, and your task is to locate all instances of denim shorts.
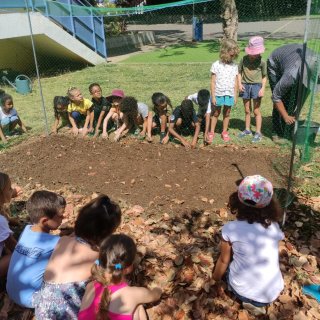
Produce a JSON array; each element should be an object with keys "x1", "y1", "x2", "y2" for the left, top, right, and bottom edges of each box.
[
  {"x1": 215, "y1": 96, "x2": 234, "y2": 107},
  {"x1": 239, "y1": 83, "x2": 262, "y2": 99},
  {"x1": 0, "y1": 115, "x2": 19, "y2": 126}
]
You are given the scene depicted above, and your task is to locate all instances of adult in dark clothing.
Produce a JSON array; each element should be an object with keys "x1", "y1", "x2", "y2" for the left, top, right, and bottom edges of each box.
[{"x1": 267, "y1": 44, "x2": 316, "y2": 140}]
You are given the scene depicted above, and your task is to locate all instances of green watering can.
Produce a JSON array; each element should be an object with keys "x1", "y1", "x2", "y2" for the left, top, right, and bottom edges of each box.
[{"x1": 2, "y1": 75, "x2": 32, "y2": 95}]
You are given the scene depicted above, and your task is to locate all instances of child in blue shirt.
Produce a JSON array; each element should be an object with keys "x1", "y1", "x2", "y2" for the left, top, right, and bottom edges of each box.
[{"x1": 6, "y1": 190, "x2": 66, "y2": 308}]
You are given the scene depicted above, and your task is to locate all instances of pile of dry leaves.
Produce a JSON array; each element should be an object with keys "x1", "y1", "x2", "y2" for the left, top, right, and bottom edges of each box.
[{"x1": 1, "y1": 186, "x2": 319, "y2": 320}]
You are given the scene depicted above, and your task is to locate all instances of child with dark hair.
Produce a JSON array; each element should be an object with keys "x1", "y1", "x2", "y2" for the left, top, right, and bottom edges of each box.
[
  {"x1": 0, "y1": 94, "x2": 27, "y2": 143},
  {"x1": 33, "y1": 195, "x2": 121, "y2": 319},
  {"x1": 88, "y1": 83, "x2": 112, "y2": 138},
  {"x1": 168, "y1": 99, "x2": 200, "y2": 149},
  {"x1": 102, "y1": 89, "x2": 125, "y2": 139},
  {"x1": 67, "y1": 87, "x2": 93, "y2": 136},
  {"x1": 79, "y1": 234, "x2": 162, "y2": 320},
  {"x1": 6, "y1": 190, "x2": 66, "y2": 308},
  {"x1": 147, "y1": 92, "x2": 173, "y2": 144},
  {"x1": 52, "y1": 96, "x2": 70, "y2": 134},
  {"x1": 213, "y1": 175, "x2": 284, "y2": 316},
  {"x1": 114, "y1": 96, "x2": 149, "y2": 142}
]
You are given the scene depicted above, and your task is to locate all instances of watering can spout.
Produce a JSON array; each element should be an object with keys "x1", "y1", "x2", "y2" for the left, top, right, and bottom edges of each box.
[{"x1": 2, "y1": 76, "x2": 17, "y2": 90}]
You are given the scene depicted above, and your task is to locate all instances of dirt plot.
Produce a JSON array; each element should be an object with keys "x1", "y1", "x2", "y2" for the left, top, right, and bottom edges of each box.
[{"x1": 0, "y1": 135, "x2": 281, "y2": 212}]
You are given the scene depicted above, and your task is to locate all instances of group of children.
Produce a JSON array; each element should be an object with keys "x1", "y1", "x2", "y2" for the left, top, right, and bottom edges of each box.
[
  {"x1": 0, "y1": 170, "x2": 285, "y2": 318},
  {"x1": 48, "y1": 36, "x2": 268, "y2": 148}
]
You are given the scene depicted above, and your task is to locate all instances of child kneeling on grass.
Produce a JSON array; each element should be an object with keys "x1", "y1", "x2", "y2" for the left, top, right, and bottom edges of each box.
[
  {"x1": 78, "y1": 234, "x2": 162, "y2": 320},
  {"x1": 52, "y1": 96, "x2": 70, "y2": 134},
  {"x1": 0, "y1": 94, "x2": 27, "y2": 143},
  {"x1": 213, "y1": 175, "x2": 284, "y2": 316},
  {"x1": 6, "y1": 190, "x2": 66, "y2": 308},
  {"x1": 168, "y1": 99, "x2": 200, "y2": 149},
  {"x1": 33, "y1": 195, "x2": 121, "y2": 319}
]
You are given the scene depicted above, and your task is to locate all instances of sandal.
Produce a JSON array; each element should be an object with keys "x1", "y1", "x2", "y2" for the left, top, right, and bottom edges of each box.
[
  {"x1": 221, "y1": 131, "x2": 230, "y2": 142},
  {"x1": 207, "y1": 131, "x2": 215, "y2": 143}
]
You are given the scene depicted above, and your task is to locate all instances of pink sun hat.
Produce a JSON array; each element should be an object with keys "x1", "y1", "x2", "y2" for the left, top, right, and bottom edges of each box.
[
  {"x1": 245, "y1": 36, "x2": 265, "y2": 55},
  {"x1": 238, "y1": 175, "x2": 273, "y2": 208},
  {"x1": 106, "y1": 89, "x2": 125, "y2": 101}
]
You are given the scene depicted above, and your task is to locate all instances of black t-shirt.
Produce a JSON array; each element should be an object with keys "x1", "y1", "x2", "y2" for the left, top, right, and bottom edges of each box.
[
  {"x1": 169, "y1": 106, "x2": 198, "y2": 124},
  {"x1": 91, "y1": 97, "x2": 111, "y2": 114}
]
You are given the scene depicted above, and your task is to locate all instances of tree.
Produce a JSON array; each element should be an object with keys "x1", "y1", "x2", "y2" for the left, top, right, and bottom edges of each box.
[{"x1": 221, "y1": 0, "x2": 238, "y2": 41}]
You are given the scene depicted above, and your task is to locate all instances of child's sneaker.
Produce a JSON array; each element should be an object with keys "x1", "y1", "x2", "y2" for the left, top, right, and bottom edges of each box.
[
  {"x1": 242, "y1": 302, "x2": 266, "y2": 316},
  {"x1": 221, "y1": 131, "x2": 230, "y2": 142},
  {"x1": 238, "y1": 129, "x2": 252, "y2": 138},
  {"x1": 252, "y1": 133, "x2": 262, "y2": 143},
  {"x1": 207, "y1": 131, "x2": 215, "y2": 143}
]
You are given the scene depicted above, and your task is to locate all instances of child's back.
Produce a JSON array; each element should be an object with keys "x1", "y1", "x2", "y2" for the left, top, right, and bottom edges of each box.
[{"x1": 6, "y1": 190, "x2": 66, "y2": 308}]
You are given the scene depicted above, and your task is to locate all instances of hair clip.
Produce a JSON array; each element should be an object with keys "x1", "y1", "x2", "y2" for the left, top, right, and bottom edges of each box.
[{"x1": 114, "y1": 263, "x2": 122, "y2": 270}]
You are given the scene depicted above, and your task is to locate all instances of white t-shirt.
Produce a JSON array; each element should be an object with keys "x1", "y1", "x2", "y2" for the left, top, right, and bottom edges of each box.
[
  {"x1": 222, "y1": 220, "x2": 284, "y2": 303},
  {"x1": 187, "y1": 93, "x2": 211, "y2": 113},
  {"x1": 0, "y1": 107, "x2": 18, "y2": 121},
  {"x1": 210, "y1": 60, "x2": 238, "y2": 96},
  {"x1": 137, "y1": 102, "x2": 149, "y2": 119},
  {"x1": 0, "y1": 214, "x2": 13, "y2": 256}
]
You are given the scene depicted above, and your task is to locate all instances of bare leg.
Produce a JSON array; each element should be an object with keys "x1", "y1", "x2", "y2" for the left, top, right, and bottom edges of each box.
[
  {"x1": 222, "y1": 106, "x2": 231, "y2": 133},
  {"x1": 133, "y1": 305, "x2": 148, "y2": 320},
  {"x1": 243, "y1": 99, "x2": 252, "y2": 131},
  {"x1": 210, "y1": 108, "x2": 221, "y2": 133},
  {"x1": 253, "y1": 99, "x2": 262, "y2": 134}
]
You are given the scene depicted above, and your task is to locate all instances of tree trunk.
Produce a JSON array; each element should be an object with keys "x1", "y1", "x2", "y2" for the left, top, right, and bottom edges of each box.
[{"x1": 221, "y1": 0, "x2": 238, "y2": 41}]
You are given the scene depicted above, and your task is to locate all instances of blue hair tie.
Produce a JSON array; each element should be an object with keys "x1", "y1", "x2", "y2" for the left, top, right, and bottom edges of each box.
[{"x1": 114, "y1": 263, "x2": 122, "y2": 270}]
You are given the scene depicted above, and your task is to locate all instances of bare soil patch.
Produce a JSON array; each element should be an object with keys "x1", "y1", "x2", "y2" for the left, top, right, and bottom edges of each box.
[{"x1": 0, "y1": 135, "x2": 280, "y2": 213}]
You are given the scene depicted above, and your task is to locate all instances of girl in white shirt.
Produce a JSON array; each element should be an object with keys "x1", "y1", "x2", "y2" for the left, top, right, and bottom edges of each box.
[
  {"x1": 213, "y1": 175, "x2": 284, "y2": 316},
  {"x1": 209, "y1": 39, "x2": 239, "y2": 143}
]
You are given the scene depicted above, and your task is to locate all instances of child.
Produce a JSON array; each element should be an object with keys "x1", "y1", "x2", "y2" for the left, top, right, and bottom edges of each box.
[
  {"x1": 102, "y1": 89, "x2": 125, "y2": 139},
  {"x1": 209, "y1": 39, "x2": 239, "y2": 142},
  {"x1": 168, "y1": 99, "x2": 200, "y2": 149},
  {"x1": 114, "y1": 97, "x2": 149, "y2": 142},
  {"x1": 238, "y1": 36, "x2": 267, "y2": 143},
  {"x1": 88, "y1": 83, "x2": 112, "y2": 138},
  {"x1": 67, "y1": 87, "x2": 93, "y2": 136},
  {"x1": 147, "y1": 92, "x2": 173, "y2": 144},
  {"x1": 0, "y1": 172, "x2": 18, "y2": 277},
  {"x1": 212, "y1": 175, "x2": 284, "y2": 316},
  {"x1": 33, "y1": 195, "x2": 121, "y2": 319},
  {"x1": 0, "y1": 94, "x2": 27, "y2": 143},
  {"x1": 186, "y1": 89, "x2": 212, "y2": 146},
  {"x1": 6, "y1": 190, "x2": 66, "y2": 308},
  {"x1": 52, "y1": 96, "x2": 70, "y2": 134},
  {"x1": 78, "y1": 234, "x2": 162, "y2": 320}
]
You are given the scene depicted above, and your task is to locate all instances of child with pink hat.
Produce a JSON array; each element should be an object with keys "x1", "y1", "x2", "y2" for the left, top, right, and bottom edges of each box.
[
  {"x1": 212, "y1": 175, "x2": 284, "y2": 316},
  {"x1": 238, "y1": 36, "x2": 267, "y2": 143}
]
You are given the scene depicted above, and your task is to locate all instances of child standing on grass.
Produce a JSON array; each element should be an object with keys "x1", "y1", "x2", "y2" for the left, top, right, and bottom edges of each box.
[
  {"x1": 33, "y1": 195, "x2": 121, "y2": 319},
  {"x1": 78, "y1": 234, "x2": 162, "y2": 320},
  {"x1": 0, "y1": 173, "x2": 18, "y2": 277},
  {"x1": 168, "y1": 99, "x2": 200, "y2": 149},
  {"x1": 6, "y1": 190, "x2": 66, "y2": 308},
  {"x1": 147, "y1": 92, "x2": 173, "y2": 144},
  {"x1": 67, "y1": 87, "x2": 93, "y2": 136},
  {"x1": 0, "y1": 94, "x2": 27, "y2": 143},
  {"x1": 52, "y1": 96, "x2": 70, "y2": 134},
  {"x1": 102, "y1": 89, "x2": 125, "y2": 139},
  {"x1": 88, "y1": 83, "x2": 112, "y2": 138},
  {"x1": 238, "y1": 36, "x2": 267, "y2": 143},
  {"x1": 213, "y1": 175, "x2": 284, "y2": 317},
  {"x1": 209, "y1": 39, "x2": 239, "y2": 142}
]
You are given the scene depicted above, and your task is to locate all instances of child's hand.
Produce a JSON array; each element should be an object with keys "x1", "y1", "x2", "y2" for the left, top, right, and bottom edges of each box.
[
  {"x1": 161, "y1": 135, "x2": 169, "y2": 145},
  {"x1": 191, "y1": 141, "x2": 197, "y2": 149},
  {"x1": 72, "y1": 127, "x2": 78, "y2": 135},
  {"x1": 114, "y1": 132, "x2": 121, "y2": 142},
  {"x1": 93, "y1": 131, "x2": 99, "y2": 138},
  {"x1": 182, "y1": 140, "x2": 191, "y2": 150},
  {"x1": 212, "y1": 96, "x2": 217, "y2": 106},
  {"x1": 239, "y1": 84, "x2": 245, "y2": 92},
  {"x1": 12, "y1": 185, "x2": 22, "y2": 198},
  {"x1": 146, "y1": 135, "x2": 153, "y2": 143},
  {"x1": 88, "y1": 127, "x2": 94, "y2": 133},
  {"x1": 51, "y1": 129, "x2": 57, "y2": 134},
  {"x1": 258, "y1": 88, "x2": 265, "y2": 97},
  {"x1": 82, "y1": 128, "x2": 88, "y2": 136},
  {"x1": 101, "y1": 132, "x2": 109, "y2": 140}
]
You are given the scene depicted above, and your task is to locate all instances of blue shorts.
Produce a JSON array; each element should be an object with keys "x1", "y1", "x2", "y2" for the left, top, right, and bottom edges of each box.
[
  {"x1": 239, "y1": 83, "x2": 262, "y2": 99},
  {"x1": 0, "y1": 115, "x2": 19, "y2": 127},
  {"x1": 215, "y1": 96, "x2": 234, "y2": 107}
]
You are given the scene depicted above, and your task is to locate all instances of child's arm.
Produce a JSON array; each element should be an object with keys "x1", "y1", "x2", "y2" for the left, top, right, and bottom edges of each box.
[
  {"x1": 234, "y1": 75, "x2": 239, "y2": 106},
  {"x1": 68, "y1": 113, "x2": 79, "y2": 135},
  {"x1": 17, "y1": 117, "x2": 27, "y2": 133},
  {"x1": 82, "y1": 110, "x2": 91, "y2": 136},
  {"x1": 259, "y1": 75, "x2": 267, "y2": 97},
  {"x1": 238, "y1": 74, "x2": 244, "y2": 92},
  {"x1": 4, "y1": 234, "x2": 17, "y2": 253},
  {"x1": 191, "y1": 122, "x2": 201, "y2": 148},
  {"x1": 204, "y1": 112, "x2": 211, "y2": 144},
  {"x1": 210, "y1": 74, "x2": 216, "y2": 106},
  {"x1": 88, "y1": 109, "x2": 94, "y2": 133},
  {"x1": 146, "y1": 111, "x2": 153, "y2": 142},
  {"x1": 129, "y1": 286, "x2": 162, "y2": 306},
  {"x1": 0, "y1": 127, "x2": 7, "y2": 143},
  {"x1": 51, "y1": 116, "x2": 60, "y2": 134},
  {"x1": 212, "y1": 239, "x2": 232, "y2": 281},
  {"x1": 168, "y1": 123, "x2": 190, "y2": 149},
  {"x1": 114, "y1": 121, "x2": 127, "y2": 142},
  {"x1": 94, "y1": 110, "x2": 106, "y2": 138},
  {"x1": 160, "y1": 114, "x2": 169, "y2": 144},
  {"x1": 102, "y1": 109, "x2": 115, "y2": 138}
]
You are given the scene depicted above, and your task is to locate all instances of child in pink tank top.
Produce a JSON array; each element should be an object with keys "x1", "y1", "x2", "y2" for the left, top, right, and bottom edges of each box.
[{"x1": 78, "y1": 234, "x2": 162, "y2": 320}]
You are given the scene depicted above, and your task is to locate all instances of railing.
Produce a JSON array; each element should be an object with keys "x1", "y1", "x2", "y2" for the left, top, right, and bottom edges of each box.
[{"x1": 0, "y1": 0, "x2": 107, "y2": 58}]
